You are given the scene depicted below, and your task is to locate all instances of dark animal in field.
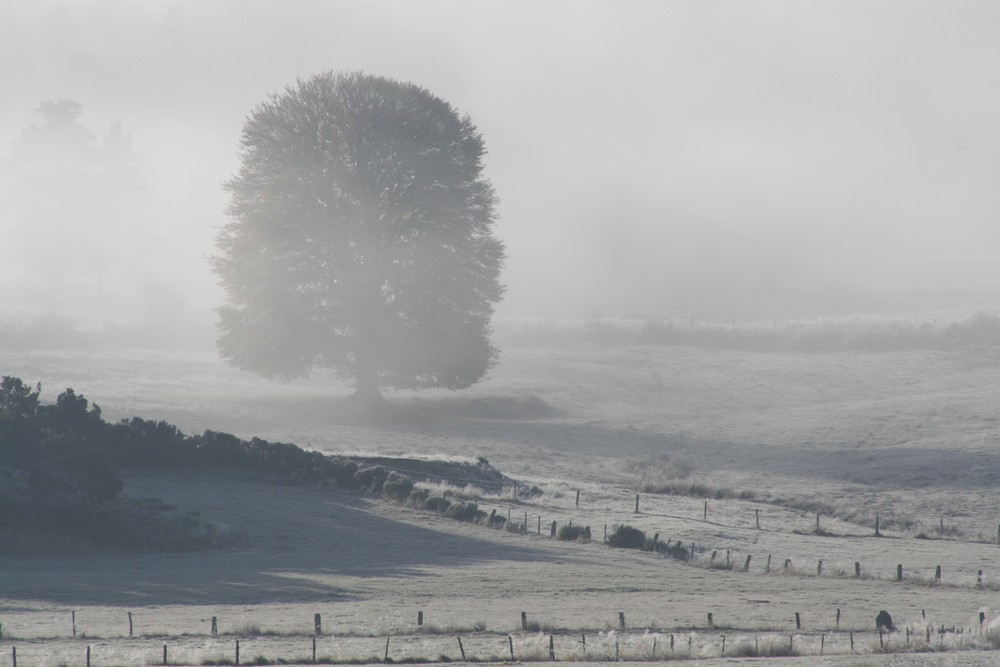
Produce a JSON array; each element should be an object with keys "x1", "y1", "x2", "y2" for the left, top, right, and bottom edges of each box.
[{"x1": 876, "y1": 610, "x2": 895, "y2": 632}]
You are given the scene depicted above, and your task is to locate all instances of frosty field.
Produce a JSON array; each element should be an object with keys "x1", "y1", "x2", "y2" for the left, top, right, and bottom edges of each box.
[{"x1": 2, "y1": 341, "x2": 1000, "y2": 665}]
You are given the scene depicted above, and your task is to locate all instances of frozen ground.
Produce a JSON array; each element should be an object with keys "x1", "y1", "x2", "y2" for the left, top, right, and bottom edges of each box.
[{"x1": 1, "y1": 342, "x2": 1000, "y2": 664}]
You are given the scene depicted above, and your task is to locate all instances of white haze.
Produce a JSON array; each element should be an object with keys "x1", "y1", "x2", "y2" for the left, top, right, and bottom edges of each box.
[{"x1": 1, "y1": 0, "x2": 999, "y2": 341}]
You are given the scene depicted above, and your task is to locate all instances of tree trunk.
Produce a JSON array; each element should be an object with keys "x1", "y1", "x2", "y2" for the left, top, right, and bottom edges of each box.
[{"x1": 349, "y1": 330, "x2": 389, "y2": 418}]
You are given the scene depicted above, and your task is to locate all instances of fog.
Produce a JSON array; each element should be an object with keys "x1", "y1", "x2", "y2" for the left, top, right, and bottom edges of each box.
[{"x1": 1, "y1": 0, "x2": 999, "y2": 345}]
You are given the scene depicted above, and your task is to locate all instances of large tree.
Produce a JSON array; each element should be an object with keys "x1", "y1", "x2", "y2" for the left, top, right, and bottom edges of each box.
[{"x1": 213, "y1": 72, "x2": 505, "y2": 406}]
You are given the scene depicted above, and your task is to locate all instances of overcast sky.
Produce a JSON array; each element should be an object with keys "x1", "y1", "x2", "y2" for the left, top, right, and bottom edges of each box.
[{"x1": 1, "y1": 0, "x2": 999, "y2": 326}]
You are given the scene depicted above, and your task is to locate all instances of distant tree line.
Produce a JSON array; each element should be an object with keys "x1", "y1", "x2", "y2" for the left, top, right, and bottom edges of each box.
[{"x1": 504, "y1": 312, "x2": 1000, "y2": 353}]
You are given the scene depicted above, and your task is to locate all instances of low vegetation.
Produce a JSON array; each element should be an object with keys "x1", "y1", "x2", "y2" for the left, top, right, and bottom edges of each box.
[
  {"x1": 503, "y1": 311, "x2": 1000, "y2": 354},
  {"x1": 557, "y1": 523, "x2": 590, "y2": 541},
  {"x1": 0, "y1": 374, "x2": 512, "y2": 552}
]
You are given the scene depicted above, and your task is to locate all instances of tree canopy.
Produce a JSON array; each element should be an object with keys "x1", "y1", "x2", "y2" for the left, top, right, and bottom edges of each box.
[
  {"x1": 213, "y1": 72, "x2": 505, "y2": 404},
  {"x1": 1, "y1": 99, "x2": 149, "y2": 321}
]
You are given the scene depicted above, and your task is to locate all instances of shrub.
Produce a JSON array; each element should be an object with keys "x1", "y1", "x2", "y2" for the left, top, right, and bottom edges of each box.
[
  {"x1": 607, "y1": 524, "x2": 645, "y2": 549},
  {"x1": 382, "y1": 472, "x2": 414, "y2": 500},
  {"x1": 557, "y1": 524, "x2": 589, "y2": 541},
  {"x1": 353, "y1": 466, "x2": 389, "y2": 494},
  {"x1": 444, "y1": 501, "x2": 485, "y2": 523},
  {"x1": 424, "y1": 496, "x2": 451, "y2": 512},
  {"x1": 408, "y1": 488, "x2": 430, "y2": 506}
]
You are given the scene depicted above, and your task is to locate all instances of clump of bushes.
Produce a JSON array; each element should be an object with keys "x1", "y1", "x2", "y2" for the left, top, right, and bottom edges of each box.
[
  {"x1": 423, "y1": 496, "x2": 452, "y2": 512},
  {"x1": 382, "y1": 472, "x2": 414, "y2": 500},
  {"x1": 607, "y1": 524, "x2": 646, "y2": 549},
  {"x1": 353, "y1": 466, "x2": 390, "y2": 493},
  {"x1": 443, "y1": 501, "x2": 486, "y2": 523},
  {"x1": 605, "y1": 524, "x2": 689, "y2": 560},
  {"x1": 0, "y1": 373, "x2": 531, "y2": 550},
  {"x1": 557, "y1": 524, "x2": 590, "y2": 541}
]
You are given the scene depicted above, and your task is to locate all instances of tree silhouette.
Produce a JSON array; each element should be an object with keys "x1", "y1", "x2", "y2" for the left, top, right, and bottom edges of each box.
[
  {"x1": 213, "y1": 72, "x2": 505, "y2": 408},
  {"x1": 1, "y1": 99, "x2": 149, "y2": 320}
]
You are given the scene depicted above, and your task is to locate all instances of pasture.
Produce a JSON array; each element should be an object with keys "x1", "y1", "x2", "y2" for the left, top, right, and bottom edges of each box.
[{"x1": 2, "y1": 339, "x2": 1000, "y2": 665}]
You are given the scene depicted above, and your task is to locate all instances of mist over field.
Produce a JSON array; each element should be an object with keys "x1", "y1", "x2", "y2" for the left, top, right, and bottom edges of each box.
[
  {"x1": 1, "y1": 0, "x2": 998, "y2": 342},
  {"x1": 4, "y1": 4, "x2": 1000, "y2": 665}
]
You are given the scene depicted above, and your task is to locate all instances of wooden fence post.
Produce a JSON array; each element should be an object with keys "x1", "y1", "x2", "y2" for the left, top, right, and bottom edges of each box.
[
  {"x1": 855, "y1": 562, "x2": 861, "y2": 577},
  {"x1": 163, "y1": 644, "x2": 167, "y2": 666},
  {"x1": 635, "y1": 494, "x2": 639, "y2": 513},
  {"x1": 576, "y1": 489, "x2": 580, "y2": 507},
  {"x1": 236, "y1": 640, "x2": 240, "y2": 666},
  {"x1": 897, "y1": 564, "x2": 903, "y2": 581},
  {"x1": 521, "y1": 611, "x2": 527, "y2": 631},
  {"x1": 418, "y1": 611, "x2": 423, "y2": 626},
  {"x1": 795, "y1": 612, "x2": 801, "y2": 630},
  {"x1": 875, "y1": 515, "x2": 881, "y2": 536},
  {"x1": 508, "y1": 635, "x2": 514, "y2": 660},
  {"x1": 549, "y1": 635, "x2": 555, "y2": 660},
  {"x1": 128, "y1": 611, "x2": 133, "y2": 637},
  {"x1": 457, "y1": 636, "x2": 466, "y2": 660},
  {"x1": 743, "y1": 555, "x2": 752, "y2": 572},
  {"x1": 211, "y1": 617, "x2": 218, "y2": 635},
  {"x1": 383, "y1": 637, "x2": 390, "y2": 663},
  {"x1": 314, "y1": 613, "x2": 322, "y2": 635}
]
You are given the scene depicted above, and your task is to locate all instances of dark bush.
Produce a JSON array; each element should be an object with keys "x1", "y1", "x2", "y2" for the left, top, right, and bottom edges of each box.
[
  {"x1": 382, "y1": 472, "x2": 414, "y2": 500},
  {"x1": 408, "y1": 488, "x2": 430, "y2": 506},
  {"x1": 557, "y1": 524, "x2": 589, "y2": 541},
  {"x1": 353, "y1": 466, "x2": 389, "y2": 494},
  {"x1": 444, "y1": 501, "x2": 485, "y2": 523},
  {"x1": 424, "y1": 496, "x2": 452, "y2": 512},
  {"x1": 607, "y1": 524, "x2": 646, "y2": 549}
]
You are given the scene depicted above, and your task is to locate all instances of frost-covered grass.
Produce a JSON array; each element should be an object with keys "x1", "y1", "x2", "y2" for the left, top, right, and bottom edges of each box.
[{"x1": 4, "y1": 337, "x2": 1000, "y2": 665}]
